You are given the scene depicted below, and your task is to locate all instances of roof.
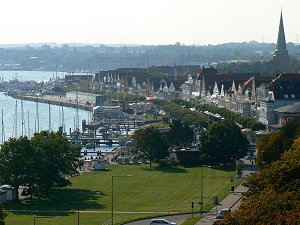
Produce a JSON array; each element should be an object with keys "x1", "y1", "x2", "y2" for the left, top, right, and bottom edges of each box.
[
  {"x1": 274, "y1": 102, "x2": 300, "y2": 113},
  {"x1": 198, "y1": 66, "x2": 218, "y2": 76},
  {"x1": 268, "y1": 73, "x2": 300, "y2": 100}
]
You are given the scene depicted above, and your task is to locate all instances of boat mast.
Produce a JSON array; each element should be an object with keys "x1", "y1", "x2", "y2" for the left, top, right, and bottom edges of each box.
[
  {"x1": 15, "y1": 100, "x2": 18, "y2": 138},
  {"x1": 21, "y1": 100, "x2": 24, "y2": 137},
  {"x1": 76, "y1": 88, "x2": 79, "y2": 130},
  {"x1": 48, "y1": 104, "x2": 51, "y2": 132},
  {"x1": 62, "y1": 105, "x2": 65, "y2": 133},
  {"x1": 36, "y1": 97, "x2": 40, "y2": 132},
  {"x1": 1, "y1": 110, "x2": 4, "y2": 143},
  {"x1": 27, "y1": 110, "x2": 30, "y2": 139}
]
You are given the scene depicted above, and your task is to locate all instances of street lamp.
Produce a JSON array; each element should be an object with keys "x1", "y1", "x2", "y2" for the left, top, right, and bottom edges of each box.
[
  {"x1": 33, "y1": 216, "x2": 57, "y2": 225},
  {"x1": 200, "y1": 165, "x2": 211, "y2": 212},
  {"x1": 200, "y1": 165, "x2": 204, "y2": 212},
  {"x1": 112, "y1": 175, "x2": 131, "y2": 225}
]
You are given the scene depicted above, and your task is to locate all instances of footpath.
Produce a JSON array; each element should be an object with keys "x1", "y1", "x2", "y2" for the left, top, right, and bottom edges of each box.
[{"x1": 194, "y1": 159, "x2": 259, "y2": 225}]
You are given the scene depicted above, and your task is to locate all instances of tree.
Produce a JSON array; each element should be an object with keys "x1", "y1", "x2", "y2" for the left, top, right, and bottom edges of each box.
[
  {"x1": 167, "y1": 119, "x2": 194, "y2": 147},
  {"x1": 220, "y1": 136, "x2": 300, "y2": 225},
  {"x1": 0, "y1": 136, "x2": 34, "y2": 201},
  {"x1": 31, "y1": 131, "x2": 81, "y2": 196},
  {"x1": 0, "y1": 205, "x2": 7, "y2": 225},
  {"x1": 132, "y1": 126, "x2": 169, "y2": 167},
  {"x1": 256, "y1": 121, "x2": 300, "y2": 166},
  {"x1": 199, "y1": 120, "x2": 249, "y2": 164}
]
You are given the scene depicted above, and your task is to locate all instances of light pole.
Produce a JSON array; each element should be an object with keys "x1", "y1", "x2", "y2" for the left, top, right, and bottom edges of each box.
[
  {"x1": 200, "y1": 165, "x2": 211, "y2": 212},
  {"x1": 33, "y1": 216, "x2": 56, "y2": 225},
  {"x1": 112, "y1": 175, "x2": 131, "y2": 225},
  {"x1": 200, "y1": 165, "x2": 204, "y2": 212}
]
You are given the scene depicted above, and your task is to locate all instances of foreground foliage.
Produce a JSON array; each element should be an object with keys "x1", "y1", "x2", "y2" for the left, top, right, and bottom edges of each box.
[
  {"x1": 256, "y1": 121, "x2": 300, "y2": 166},
  {"x1": 0, "y1": 205, "x2": 7, "y2": 225},
  {"x1": 0, "y1": 131, "x2": 81, "y2": 197},
  {"x1": 220, "y1": 136, "x2": 300, "y2": 225}
]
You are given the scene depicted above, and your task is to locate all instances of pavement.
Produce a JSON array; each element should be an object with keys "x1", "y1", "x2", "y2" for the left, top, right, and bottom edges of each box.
[{"x1": 125, "y1": 158, "x2": 259, "y2": 225}]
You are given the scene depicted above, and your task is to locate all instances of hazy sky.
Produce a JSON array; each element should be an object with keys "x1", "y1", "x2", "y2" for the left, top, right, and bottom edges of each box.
[{"x1": 0, "y1": 0, "x2": 299, "y2": 45}]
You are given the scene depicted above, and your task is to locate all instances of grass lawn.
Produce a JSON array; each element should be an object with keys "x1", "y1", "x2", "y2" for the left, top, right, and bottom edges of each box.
[
  {"x1": 181, "y1": 216, "x2": 202, "y2": 225},
  {"x1": 4, "y1": 163, "x2": 239, "y2": 225}
]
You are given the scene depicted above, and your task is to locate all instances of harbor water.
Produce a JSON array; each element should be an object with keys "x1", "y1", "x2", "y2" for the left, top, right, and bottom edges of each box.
[{"x1": 0, "y1": 71, "x2": 116, "y2": 154}]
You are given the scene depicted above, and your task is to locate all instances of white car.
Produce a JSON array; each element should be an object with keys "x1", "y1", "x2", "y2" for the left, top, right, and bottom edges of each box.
[
  {"x1": 150, "y1": 219, "x2": 177, "y2": 225},
  {"x1": 218, "y1": 208, "x2": 230, "y2": 215}
]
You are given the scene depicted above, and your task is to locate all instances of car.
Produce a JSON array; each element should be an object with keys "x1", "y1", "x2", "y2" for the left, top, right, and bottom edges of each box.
[
  {"x1": 150, "y1": 219, "x2": 177, "y2": 225},
  {"x1": 218, "y1": 208, "x2": 231, "y2": 215},
  {"x1": 213, "y1": 214, "x2": 224, "y2": 224}
]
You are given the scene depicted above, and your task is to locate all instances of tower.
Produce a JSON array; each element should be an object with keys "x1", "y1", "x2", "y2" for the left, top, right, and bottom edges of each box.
[{"x1": 273, "y1": 10, "x2": 289, "y2": 62}]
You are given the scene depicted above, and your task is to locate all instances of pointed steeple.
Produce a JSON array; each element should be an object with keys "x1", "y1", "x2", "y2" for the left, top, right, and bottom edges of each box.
[
  {"x1": 273, "y1": 9, "x2": 289, "y2": 62},
  {"x1": 276, "y1": 10, "x2": 287, "y2": 51}
]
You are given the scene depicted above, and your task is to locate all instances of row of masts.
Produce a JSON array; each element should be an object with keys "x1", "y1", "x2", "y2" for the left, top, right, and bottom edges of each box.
[
  {"x1": 1, "y1": 90, "x2": 88, "y2": 144},
  {"x1": 2, "y1": 99, "x2": 68, "y2": 142}
]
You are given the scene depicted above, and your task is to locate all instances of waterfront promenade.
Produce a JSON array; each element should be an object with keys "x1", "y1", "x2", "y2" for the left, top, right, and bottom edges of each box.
[{"x1": 15, "y1": 94, "x2": 93, "y2": 111}]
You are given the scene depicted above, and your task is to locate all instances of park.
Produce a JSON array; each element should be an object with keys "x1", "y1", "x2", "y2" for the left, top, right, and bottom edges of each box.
[{"x1": 4, "y1": 163, "x2": 239, "y2": 225}]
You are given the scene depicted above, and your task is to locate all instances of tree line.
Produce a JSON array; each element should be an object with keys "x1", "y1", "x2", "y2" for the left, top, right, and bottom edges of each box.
[
  {"x1": 133, "y1": 100, "x2": 250, "y2": 165},
  {"x1": 155, "y1": 99, "x2": 265, "y2": 131},
  {"x1": 1, "y1": 41, "x2": 299, "y2": 72}
]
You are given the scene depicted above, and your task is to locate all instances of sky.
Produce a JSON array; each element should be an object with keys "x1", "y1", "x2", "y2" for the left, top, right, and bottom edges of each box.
[{"x1": 0, "y1": 0, "x2": 299, "y2": 46}]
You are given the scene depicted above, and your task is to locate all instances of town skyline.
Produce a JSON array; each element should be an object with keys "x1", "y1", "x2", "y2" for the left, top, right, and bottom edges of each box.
[{"x1": 0, "y1": 0, "x2": 299, "y2": 46}]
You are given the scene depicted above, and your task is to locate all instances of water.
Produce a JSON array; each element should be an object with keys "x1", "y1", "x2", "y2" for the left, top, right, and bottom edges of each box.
[
  {"x1": 0, "y1": 70, "x2": 65, "y2": 82},
  {"x1": 0, "y1": 92, "x2": 90, "y2": 142},
  {"x1": 0, "y1": 71, "x2": 115, "y2": 154}
]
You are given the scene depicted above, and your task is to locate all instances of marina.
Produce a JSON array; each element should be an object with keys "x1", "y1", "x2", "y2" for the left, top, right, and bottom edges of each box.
[{"x1": 0, "y1": 70, "x2": 153, "y2": 159}]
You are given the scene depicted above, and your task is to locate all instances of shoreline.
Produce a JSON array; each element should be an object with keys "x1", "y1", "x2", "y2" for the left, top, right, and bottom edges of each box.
[{"x1": 14, "y1": 95, "x2": 93, "y2": 111}]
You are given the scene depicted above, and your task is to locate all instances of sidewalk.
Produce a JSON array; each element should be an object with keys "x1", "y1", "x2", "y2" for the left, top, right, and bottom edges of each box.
[{"x1": 195, "y1": 159, "x2": 258, "y2": 225}]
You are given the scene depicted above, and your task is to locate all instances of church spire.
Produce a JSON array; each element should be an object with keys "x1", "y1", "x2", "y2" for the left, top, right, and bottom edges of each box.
[
  {"x1": 276, "y1": 10, "x2": 287, "y2": 51},
  {"x1": 273, "y1": 9, "x2": 289, "y2": 62}
]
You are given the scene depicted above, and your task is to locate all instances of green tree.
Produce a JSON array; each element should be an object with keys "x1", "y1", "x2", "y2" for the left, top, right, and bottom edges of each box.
[
  {"x1": 0, "y1": 136, "x2": 34, "y2": 201},
  {"x1": 0, "y1": 205, "x2": 7, "y2": 225},
  {"x1": 199, "y1": 120, "x2": 249, "y2": 164},
  {"x1": 167, "y1": 119, "x2": 194, "y2": 147},
  {"x1": 132, "y1": 126, "x2": 169, "y2": 167},
  {"x1": 31, "y1": 131, "x2": 81, "y2": 196}
]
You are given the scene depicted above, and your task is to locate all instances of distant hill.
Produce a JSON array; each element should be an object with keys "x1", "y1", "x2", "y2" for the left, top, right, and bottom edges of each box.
[{"x1": 0, "y1": 41, "x2": 299, "y2": 72}]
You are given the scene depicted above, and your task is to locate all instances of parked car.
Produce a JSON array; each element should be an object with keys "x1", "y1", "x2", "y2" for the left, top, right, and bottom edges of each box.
[
  {"x1": 213, "y1": 214, "x2": 224, "y2": 224},
  {"x1": 218, "y1": 208, "x2": 231, "y2": 215},
  {"x1": 150, "y1": 219, "x2": 177, "y2": 225}
]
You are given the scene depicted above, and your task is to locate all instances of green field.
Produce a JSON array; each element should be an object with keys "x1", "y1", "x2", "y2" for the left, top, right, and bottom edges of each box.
[{"x1": 5, "y1": 163, "x2": 239, "y2": 225}]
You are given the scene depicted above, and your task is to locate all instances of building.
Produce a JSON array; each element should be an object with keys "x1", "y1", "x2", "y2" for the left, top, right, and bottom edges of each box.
[
  {"x1": 258, "y1": 73, "x2": 300, "y2": 125},
  {"x1": 93, "y1": 105, "x2": 123, "y2": 121},
  {"x1": 66, "y1": 91, "x2": 106, "y2": 107},
  {"x1": 274, "y1": 102, "x2": 300, "y2": 125},
  {"x1": 273, "y1": 10, "x2": 289, "y2": 62},
  {"x1": 84, "y1": 158, "x2": 106, "y2": 171}
]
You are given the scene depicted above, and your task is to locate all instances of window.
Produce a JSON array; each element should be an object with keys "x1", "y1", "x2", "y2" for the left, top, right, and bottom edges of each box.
[
  {"x1": 287, "y1": 117, "x2": 294, "y2": 122},
  {"x1": 291, "y1": 94, "x2": 295, "y2": 99},
  {"x1": 284, "y1": 94, "x2": 289, "y2": 99}
]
